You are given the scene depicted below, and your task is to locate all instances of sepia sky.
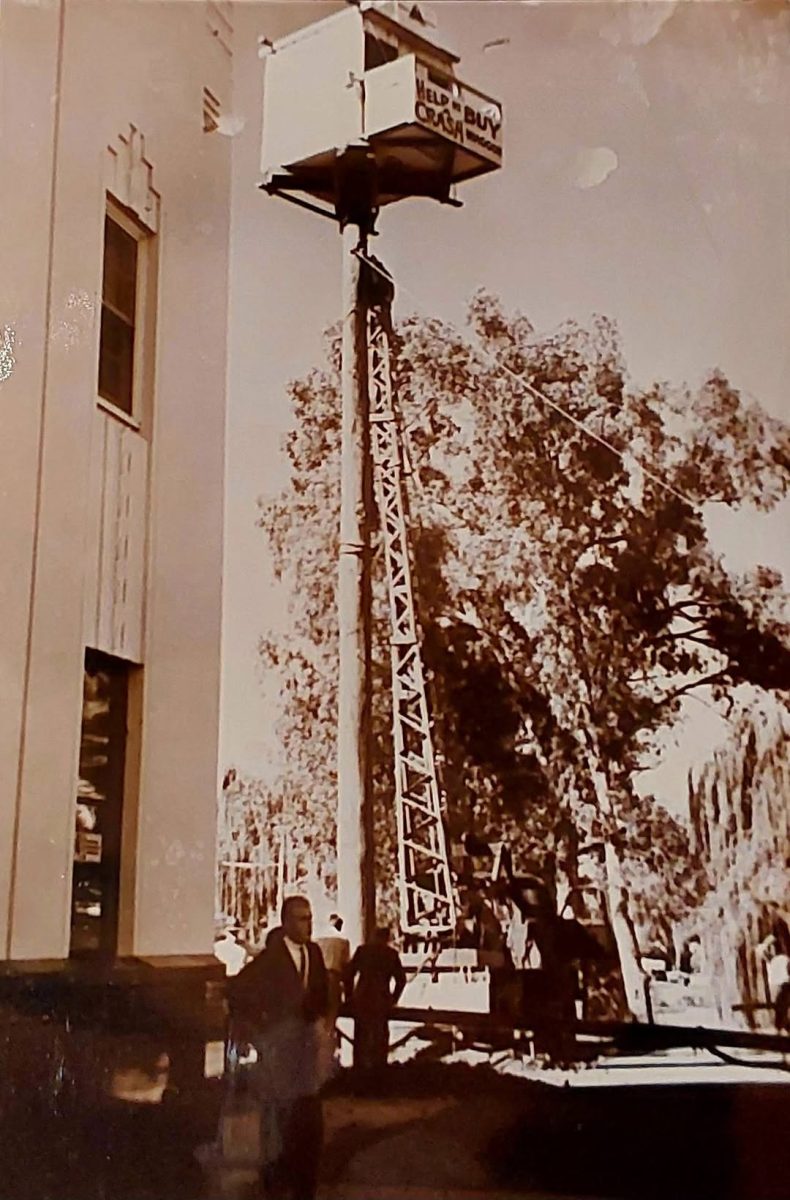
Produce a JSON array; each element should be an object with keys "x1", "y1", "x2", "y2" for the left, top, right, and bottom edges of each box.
[{"x1": 220, "y1": 0, "x2": 790, "y2": 814}]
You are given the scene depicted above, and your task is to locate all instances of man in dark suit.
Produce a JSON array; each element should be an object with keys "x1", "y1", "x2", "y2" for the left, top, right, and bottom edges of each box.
[
  {"x1": 346, "y1": 926, "x2": 406, "y2": 1072},
  {"x1": 230, "y1": 895, "x2": 329, "y2": 1200}
]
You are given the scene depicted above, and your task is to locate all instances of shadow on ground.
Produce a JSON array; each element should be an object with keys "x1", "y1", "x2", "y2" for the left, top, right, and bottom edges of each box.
[
  {"x1": 485, "y1": 1077, "x2": 790, "y2": 1200},
  {"x1": 321, "y1": 1061, "x2": 790, "y2": 1200}
]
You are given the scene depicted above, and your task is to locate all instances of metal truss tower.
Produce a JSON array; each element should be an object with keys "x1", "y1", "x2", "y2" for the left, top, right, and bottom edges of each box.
[{"x1": 364, "y1": 266, "x2": 456, "y2": 938}]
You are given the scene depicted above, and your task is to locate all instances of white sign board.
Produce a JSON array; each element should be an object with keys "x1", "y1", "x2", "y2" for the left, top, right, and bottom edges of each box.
[{"x1": 413, "y1": 62, "x2": 502, "y2": 166}]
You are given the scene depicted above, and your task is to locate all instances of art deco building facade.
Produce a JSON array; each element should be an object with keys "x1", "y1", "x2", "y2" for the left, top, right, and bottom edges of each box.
[{"x1": 0, "y1": 1, "x2": 234, "y2": 1012}]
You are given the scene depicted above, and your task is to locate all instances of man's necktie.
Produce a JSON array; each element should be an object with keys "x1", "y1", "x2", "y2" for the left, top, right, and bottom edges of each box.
[{"x1": 300, "y1": 944, "x2": 308, "y2": 988}]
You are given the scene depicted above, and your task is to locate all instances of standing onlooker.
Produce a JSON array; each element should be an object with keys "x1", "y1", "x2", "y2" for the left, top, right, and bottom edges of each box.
[
  {"x1": 759, "y1": 935, "x2": 790, "y2": 1032},
  {"x1": 229, "y1": 895, "x2": 328, "y2": 1200},
  {"x1": 315, "y1": 913, "x2": 351, "y2": 1036},
  {"x1": 502, "y1": 878, "x2": 579, "y2": 1058},
  {"x1": 347, "y1": 927, "x2": 406, "y2": 1073},
  {"x1": 214, "y1": 923, "x2": 248, "y2": 977}
]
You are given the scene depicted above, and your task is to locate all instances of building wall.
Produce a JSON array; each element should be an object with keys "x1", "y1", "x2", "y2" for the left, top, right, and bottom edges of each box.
[
  {"x1": 0, "y1": 0, "x2": 233, "y2": 961},
  {"x1": 0, "y1": 0, "x2": 64, "y2": 962}
]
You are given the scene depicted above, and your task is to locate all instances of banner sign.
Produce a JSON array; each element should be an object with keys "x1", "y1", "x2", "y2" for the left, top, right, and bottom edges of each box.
[{"x1": 414, "y1": 61, "x2": 503, "y2": 165}]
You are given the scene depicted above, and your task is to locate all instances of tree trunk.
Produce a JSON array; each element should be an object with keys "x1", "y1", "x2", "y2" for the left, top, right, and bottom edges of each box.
[
  {"x1": 602, "y1": 842, "x2": 650, "y2": 1022},
  {"x1": 584, "y1": 738, "x2": 650, "y2": 1023},
  {"x1": 553, "y1": 812, "x2": 582, "y2": 918},
  {"x1": 656, "y1": 913, "x2": 676, "y2": 969}
]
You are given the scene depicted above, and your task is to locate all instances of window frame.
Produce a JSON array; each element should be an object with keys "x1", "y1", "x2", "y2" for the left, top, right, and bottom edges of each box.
[{"x1": 97, "y1": 197, "x2": 156, "y2": 432}]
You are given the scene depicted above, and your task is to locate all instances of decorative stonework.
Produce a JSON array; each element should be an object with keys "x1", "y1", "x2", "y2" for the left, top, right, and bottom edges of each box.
[{"x1": 104, "y1": 126, "x2": 160, "y2": 233}]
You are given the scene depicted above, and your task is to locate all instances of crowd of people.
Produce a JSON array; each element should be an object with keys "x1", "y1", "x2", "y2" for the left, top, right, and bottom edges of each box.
[{"x1": 215, "y1": 871, "x2": 618, "y2": 1196}]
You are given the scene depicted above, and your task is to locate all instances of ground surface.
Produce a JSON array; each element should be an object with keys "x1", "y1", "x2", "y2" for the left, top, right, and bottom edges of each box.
[
  {"x1": 1, "y1": 1053, "x2": 789, "y2": 1199},
  {"x1": 319, "y1": 1059, "x2": 790, "y2": 1200}
]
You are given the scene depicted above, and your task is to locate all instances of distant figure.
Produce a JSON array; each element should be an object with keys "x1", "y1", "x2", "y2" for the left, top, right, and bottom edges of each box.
[
  {"x1": 760, "y1": 938, "x2": 790, "y2": 1032},
  {"x1": 507, "y1": 894, "x2": 545, "y2": 971},
  {"x1": 504, "y1": 879, "x2": 558, "y2": 1031},
  {"x1": 506, "y1": 878, "x2": 561, "y2": 966},
  {"x1": 214, "y1": 925, "x2": 248, "y2": 977},
  {"x1": 316, "y1": 913, "x2": 351, "y2": 1043},
  {"x1": 679, "y1": 942, "x2": 693, "y2": 975},
  {"x1": 497, "y1": 877, "x2": 601, "y2": 1056},
  {"x1": 456, "y1": 888, "x2": 506, "y2": 967},
  {"x1": 347, "y1": 927, "x2": 406, "y2": 1071},
  {"x1": 229, "y1": 895, "x2": 329, "y2": 1200}
]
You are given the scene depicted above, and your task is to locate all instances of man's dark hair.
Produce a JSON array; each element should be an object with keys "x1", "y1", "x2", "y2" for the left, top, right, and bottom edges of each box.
[
  {"x1": 375, "y1": 926, "x2": 391, "y2": 944},
  {"x1": 281, "y1": 894, "x2": 310, "y2": 922}
]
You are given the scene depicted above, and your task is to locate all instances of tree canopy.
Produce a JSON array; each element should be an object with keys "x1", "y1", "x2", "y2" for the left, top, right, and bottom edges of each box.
[{"x1": 256, "y1": 292, "x2": 790, "y2": 954}]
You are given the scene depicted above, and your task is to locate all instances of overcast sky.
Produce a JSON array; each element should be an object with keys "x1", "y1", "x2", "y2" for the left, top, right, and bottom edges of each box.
[{"x1": 220, "y1": 0, "x2": 790, "y2": 813}]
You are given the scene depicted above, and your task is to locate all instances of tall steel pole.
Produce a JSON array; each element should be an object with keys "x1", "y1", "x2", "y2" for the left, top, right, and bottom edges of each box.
[{"x1": 336, "y1": 222, "x2": 375, "y2": 951}]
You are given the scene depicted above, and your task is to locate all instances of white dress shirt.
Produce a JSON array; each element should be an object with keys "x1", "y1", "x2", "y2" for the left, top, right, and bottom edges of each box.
[
  {"x1": 283, "y1": 934, "x2": 309, "y2": 986},
  {"x1": 506, "y1": 911, "x2": 543, "y2": 969},
  {"x1": 214, "y1": 932, "x2": 247, "y2": 977},
  {"x1": 767, "y1": 953, "x2": 790, "y2": 1002},
  {"x1": 316, "y1": 934, "x2": 351, "y2": 974}
]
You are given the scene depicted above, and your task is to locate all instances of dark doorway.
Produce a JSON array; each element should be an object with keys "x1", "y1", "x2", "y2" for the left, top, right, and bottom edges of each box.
[{"x1": 69, "y1": 650, "x2": 130, "y2": 958}]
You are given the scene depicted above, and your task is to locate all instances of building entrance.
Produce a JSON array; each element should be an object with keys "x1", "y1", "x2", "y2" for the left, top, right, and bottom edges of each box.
[{"x1": 69, "y1": 651, "x2": 129, "y2": 957}]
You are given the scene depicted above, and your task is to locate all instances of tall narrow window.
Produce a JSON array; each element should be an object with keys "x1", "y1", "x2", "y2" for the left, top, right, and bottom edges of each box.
[
  {"x1": 98, "y1": 205, "x2": 152, "y2": 418},
  {"x1": 70, "y1": 651, "x2": 130, "y2": 958}
]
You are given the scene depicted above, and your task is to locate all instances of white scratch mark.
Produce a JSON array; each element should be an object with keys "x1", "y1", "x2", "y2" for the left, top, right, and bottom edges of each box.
[
  {"x1": 573, "y1": 146, "x2": 619, "y2": 190},
  {"x1": 165, "y1": 839, "x2": 186, "y2": 868},
  {"x1": 617, "y1": 56, "x2": 651, "y2": 108},
  {"x1": 215, "y1": 114, "x2": 245, "y2": 137},
  {"x1": 600, "y1": 1, "x2": 678, "y2": 48},
  {"x1": 0, "y1": 326, "x2": 16, "y2": 383},
  {"x1": 52, "y1": 291, "x2": 95, "y2": 350}
]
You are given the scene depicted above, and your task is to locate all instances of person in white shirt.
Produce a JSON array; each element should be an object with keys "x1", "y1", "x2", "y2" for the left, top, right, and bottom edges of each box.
[
  {"x1": 762, "y1": 940, "x2": 790, "y2": 1031},
  {"x1": 315, "y1": 913, "x2": 351, "y2": 1041},
  {"x1": 506, "y1": 906, "x2": 543, "y2": 971},
  {"x1": 214, "y1": 925, "x2": 248, "y2": 977},
  {"x1": 757, "y1": 935, "x2": 787, "y2": 996}
]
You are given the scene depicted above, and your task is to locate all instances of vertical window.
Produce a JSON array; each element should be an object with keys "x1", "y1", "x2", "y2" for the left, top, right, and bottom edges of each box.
[
  {"x1": 70, "y1": 651, "x2": 130, "y2": 958},
  {"x1": 98, "y1": 204, "x2": 152, "y2": 419}
]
